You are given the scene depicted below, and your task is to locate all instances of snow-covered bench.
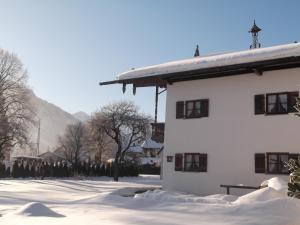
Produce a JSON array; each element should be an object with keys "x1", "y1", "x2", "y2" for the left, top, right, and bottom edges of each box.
[{"x1": 220, "y1": 184, "x2": 260, "y2": 195}]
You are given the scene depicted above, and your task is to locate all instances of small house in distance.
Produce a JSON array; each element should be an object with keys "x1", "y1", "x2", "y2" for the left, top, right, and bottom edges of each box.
[
  {"x1": 126, "y1": 138, "x2": 163, "y2": 167},
  {"x1": 38, "y1": 150, "x2": 65, "y2": 163},
  {"x1": 100, "y1": 31, "x2": 300, "y2": 194}
]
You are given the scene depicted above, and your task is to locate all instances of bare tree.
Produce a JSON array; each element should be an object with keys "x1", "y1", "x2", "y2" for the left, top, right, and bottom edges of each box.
[
  {"x1": 88, "y1": 112, "x2": 115, "y2": 163},
  {"x1": 100, "y1": 101, "x2": 151, "y2": 181},
  {"x1": 57, "y1": 121, "x2": 89, "y2": 170},
  {"x1": 0, "y1": 49, "x2": 35, "y2": 159}
]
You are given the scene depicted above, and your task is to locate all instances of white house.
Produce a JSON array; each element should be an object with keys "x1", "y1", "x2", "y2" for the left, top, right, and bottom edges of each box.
[{"x1": 100, "y1": 42, "x2": 300, "y2": 195}]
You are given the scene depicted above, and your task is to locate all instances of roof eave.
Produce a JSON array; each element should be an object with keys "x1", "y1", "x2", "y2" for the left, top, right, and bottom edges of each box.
[{"x1": 99, "y1": 56, "x2": 300, "y2": 87}]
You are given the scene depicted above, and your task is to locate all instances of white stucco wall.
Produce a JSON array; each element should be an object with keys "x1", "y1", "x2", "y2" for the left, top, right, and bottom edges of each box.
[{"x1": 162, "y1": 68, "x2": 300, "y2": 196}]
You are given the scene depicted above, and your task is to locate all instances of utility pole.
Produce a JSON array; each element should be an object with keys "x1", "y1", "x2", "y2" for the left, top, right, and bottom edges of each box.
[
  {"x1": 155, "y1": 86, "x2": 159, "y2": 123},
  {"x1": 36, "y1": 119, "x2": 41, "y2": 156}
]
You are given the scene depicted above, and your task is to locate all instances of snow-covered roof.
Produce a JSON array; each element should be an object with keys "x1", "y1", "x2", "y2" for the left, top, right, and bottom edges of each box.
[
  {"x1": 128, "y1": 145, "x2": 143, "y2": 153},
  {"x1": 117, "y1": 42, "x2": 300, "y2": 80},
  {"x1": 141, "y1": 138, "x2": 163, "y2": 149},
  {"x1": 38, "y1": 150, "x2": 65, "y2": 159},
  {"x1": 12, "y1": 155, "x2": 42, "y2": 160}
]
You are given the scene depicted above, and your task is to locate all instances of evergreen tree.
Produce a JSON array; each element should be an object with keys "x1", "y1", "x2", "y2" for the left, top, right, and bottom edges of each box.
[
  {"x1": 12, "y1": 161, "x2": 19, "y2": 178},
  {"x1": 24, "y1": 163, "x2": 30, "y2": 178},
  {"x1": 0, "y1": 162, "x2": 5, "y2": 178},
  {"x1": 100, "y1": 164, "x2": 105, "y2": 176},
  {"x1": 286, "y1": 156, "x2": 300, "y2": 198},
  {"x1": 20, "y1": 161, "x2": 25, "y2": 178},
  {"x1": 5, "y1": 166, "x2": 10, "y2": 177}
]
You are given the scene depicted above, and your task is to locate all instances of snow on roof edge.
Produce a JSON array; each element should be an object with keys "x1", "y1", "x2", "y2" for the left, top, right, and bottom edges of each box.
[{"x1": 117, "y1": 42, "x2": 300, "y2": 80}]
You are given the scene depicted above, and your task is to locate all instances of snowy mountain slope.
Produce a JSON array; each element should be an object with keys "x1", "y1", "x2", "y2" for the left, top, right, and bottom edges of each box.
[
  {"x1": 28, "y1": 91, "x2": 79, "y2": 154},
  {"x1": 73, "y1": 111, "x2": 90, "y2": 122}
]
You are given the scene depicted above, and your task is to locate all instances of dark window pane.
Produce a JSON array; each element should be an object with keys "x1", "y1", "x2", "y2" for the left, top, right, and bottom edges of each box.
[
  {"x1": 267, "y1": 153, "x2": 289, "y2": 174},
  {"x1": 267, "y1": 93, "x2": 288, "y2": 114}
]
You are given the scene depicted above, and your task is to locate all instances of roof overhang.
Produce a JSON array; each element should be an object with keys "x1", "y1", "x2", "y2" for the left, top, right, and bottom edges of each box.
[{"x1": 99, "y1": 56, "x2": 300, "y2": 87}]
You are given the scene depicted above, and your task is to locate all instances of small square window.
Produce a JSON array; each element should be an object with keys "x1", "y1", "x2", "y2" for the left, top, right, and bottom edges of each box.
[
  {"x1": 266, "y1": 93, "x2": 288, "y2": 114},
  {"x1": 184, "y1": 153, "x2": 207, "y2": 172}
]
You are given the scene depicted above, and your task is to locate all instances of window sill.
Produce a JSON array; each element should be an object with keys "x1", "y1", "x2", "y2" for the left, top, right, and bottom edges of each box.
[
  {"x1": 266, "y1": 172, "x2": 289, "y2": 175},
  {"x1": 184, "y1": 116, "x2": 208, "y2": 119},
  {"x1": 264, "y1": 112, "x2": 289, "y2": 115}
]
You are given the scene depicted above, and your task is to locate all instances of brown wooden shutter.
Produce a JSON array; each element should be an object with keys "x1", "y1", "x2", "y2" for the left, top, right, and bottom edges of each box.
[
  {"x1": 201, "y1": 99, "x2": 209, "y2": 117},
  {"x1": 199, "y1": 154, "x2": 207, "y2": 172},
  {"x1": 255, "y1": 153, "x2": 265, "y2": 173},
  {"x1": 176, "y1": 101, "x2": 184, "y2": 119},
  {"x1": 175, "y1": 154, "x2": 183, "y2": 171},
  {"x1": 254, "y1": 94, "x2": 265, "y2": 114},
  {"x1": 288, "y1": 92, "x2": 299, "y2": 113}
]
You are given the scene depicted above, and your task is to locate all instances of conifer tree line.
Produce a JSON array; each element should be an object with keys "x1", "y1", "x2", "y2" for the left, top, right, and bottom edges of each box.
[{"x1": 0, "y1": 160, "x2": 138, "y2": 178}]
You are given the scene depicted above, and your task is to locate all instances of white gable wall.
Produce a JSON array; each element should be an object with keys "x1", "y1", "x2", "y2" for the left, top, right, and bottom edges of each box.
[{"x1": 163, "y1": 67, "x2": 300, "y2": 196}]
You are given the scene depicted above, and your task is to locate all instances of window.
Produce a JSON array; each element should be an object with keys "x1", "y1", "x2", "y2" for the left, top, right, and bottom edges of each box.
[
  {"x1": 186, "y1": 100, "x2": 201, "y2": 118},
  {"x1": 183, "y1": 99, "x2": 209, "y2": 119},
  {"x1": 266, "y1": 93, "x2": 288, "y2": 114},
  {"x1": 184, "y1": 153, "x2": 207, "y2": 172},
  {"x1": 267, "y1": 153, "x2": 289, "y2": 174},
  {"x1": 255, "y1": 92, "x2": 299, "y2": 115},
  {"x1": 289, "y1": 153, "x2": 300, "y2": 162}
]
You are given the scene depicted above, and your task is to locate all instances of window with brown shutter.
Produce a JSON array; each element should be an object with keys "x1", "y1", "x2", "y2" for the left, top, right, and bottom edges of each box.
[
  {"x1": 176, "y1": 101, "x2": 184, "y2": 119},
  {"x1": 288, "y1": 92, "x2": 299, "y2": 113},
  {"x1": 185, "y1": 99, "x2": 209, "y2": 119},
  {"x1": 175, "y1": 154, "x2": 183, "y2": 171},
  {"x1": 184, "y1": 153, "x2": 207, "y2": 172},
  {"x1": 254, "y1": 94, "x2": 265, "y2": 114},
  {"x1": 201, "y1": 99, "x2": 209, "y2": 117},
  {"x1": 255, "y1": 153, "x2": 265, "y2": 173}
]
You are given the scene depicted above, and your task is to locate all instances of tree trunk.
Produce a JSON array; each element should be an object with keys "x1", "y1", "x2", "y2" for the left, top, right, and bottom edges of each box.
[{"x1": 113, "y1": 144, "x2": 121, "y2": 181}]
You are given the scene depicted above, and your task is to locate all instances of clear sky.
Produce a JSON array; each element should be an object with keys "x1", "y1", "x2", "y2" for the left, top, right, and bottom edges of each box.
[{"x1": 0, "y1": 0, "x2": 299, "y2": 121}]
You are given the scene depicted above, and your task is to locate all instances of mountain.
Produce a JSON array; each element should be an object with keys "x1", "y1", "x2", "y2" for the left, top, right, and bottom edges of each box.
[
  {"x1": 73, "y1": 111, "x2": 90, "y2": 122},
  {"x1": 26, "y1": 91, "x2": 79, "y2": 154}
]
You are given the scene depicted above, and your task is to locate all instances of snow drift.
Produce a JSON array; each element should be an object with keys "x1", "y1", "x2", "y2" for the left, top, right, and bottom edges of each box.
[{"x1": 11, "y1": 202, "x2": 64, "y2": 217}]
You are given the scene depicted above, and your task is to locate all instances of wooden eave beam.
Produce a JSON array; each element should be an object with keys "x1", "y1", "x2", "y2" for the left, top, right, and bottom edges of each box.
[{"x1": 99, "y1": 56, "x2": 300, "y2": 87}]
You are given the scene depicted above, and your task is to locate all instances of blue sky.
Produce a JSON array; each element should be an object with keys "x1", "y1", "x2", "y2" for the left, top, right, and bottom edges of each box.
[{"x1": 0, "y1": 0, "x2": 299, "y2": 121}]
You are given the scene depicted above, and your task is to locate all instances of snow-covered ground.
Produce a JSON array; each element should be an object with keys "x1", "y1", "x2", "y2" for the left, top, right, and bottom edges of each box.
[{"x1": 0, "y1": 176, "x2": 299, "y2": 225}]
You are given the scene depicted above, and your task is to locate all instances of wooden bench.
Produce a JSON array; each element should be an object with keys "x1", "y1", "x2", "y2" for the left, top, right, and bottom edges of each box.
[{"x1": 220, "y1": 184, "x2": 260, "y2": 195}]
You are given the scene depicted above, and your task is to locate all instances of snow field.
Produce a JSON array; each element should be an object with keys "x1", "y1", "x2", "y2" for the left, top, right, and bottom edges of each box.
[{"x1": 0, "y1": 176, "x2": 299, "y2": 225}]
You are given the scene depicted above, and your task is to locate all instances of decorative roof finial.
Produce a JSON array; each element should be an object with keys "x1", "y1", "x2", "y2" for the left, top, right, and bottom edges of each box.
[
  {"x1": 194, "y1": 45, "x2": 200, "y2": 57},
  {"x1": 249, "y1": 20, "x2": 262, "y2": 49}
]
